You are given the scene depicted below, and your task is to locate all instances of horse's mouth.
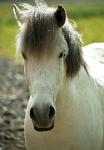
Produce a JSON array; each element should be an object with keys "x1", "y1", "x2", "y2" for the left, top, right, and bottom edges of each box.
[{"x1": 34, "y1": 123, "x2": 54, "y2": 132}]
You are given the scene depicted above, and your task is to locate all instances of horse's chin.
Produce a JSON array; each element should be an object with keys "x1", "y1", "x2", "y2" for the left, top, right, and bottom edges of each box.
[{"x1": 34, "y1": 123, "x2": 54, "y2": 132}]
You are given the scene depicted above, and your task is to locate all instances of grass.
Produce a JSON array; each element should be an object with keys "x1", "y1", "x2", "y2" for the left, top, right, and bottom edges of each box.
[
  {"x1": 0, "y1": 3, "x2": 104, "y2": 59},
  {"x1": 75, "y1": 17, "x2": 104, "y2": 44},
  {"x1": 0, "y1": 4, "x2": 18, "y2": 58},
  {"x1": 64, "y1": 3, "x2": 104, "y2": 19}
]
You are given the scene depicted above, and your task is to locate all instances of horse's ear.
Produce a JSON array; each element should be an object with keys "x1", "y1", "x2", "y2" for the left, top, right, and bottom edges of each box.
[
  {"x1": 54, "y1": 5, "x2": 66, "y2": 27},
  {"x1": 63, "y1": 27, "x2": 84, "y2": 77},
  {"x1": 12, "y1": 4, "x2": 27, "y2": 26}
]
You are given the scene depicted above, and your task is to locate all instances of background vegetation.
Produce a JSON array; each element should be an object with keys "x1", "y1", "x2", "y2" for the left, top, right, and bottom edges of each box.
[{"x1": 0, "y1": 3, "x2": 104, "y2": 59}]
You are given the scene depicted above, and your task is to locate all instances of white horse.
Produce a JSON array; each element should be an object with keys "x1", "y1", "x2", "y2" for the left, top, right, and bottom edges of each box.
[{"x1": 13, "y1": 1, "x2": 104, "y2": 150}]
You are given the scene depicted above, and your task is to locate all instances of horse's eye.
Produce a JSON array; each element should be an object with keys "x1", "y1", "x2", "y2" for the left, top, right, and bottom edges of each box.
[
  {"x1": 58, "y1": 52, "x2": 66, "y2": 59},
  {"x1": 22, "y1": 52, "x2": 27, "y2": 60}
]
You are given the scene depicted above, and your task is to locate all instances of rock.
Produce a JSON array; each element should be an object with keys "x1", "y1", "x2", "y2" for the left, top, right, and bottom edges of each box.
[{"x1": 0, "y1": 59, "x2": 29, "y2": 150}]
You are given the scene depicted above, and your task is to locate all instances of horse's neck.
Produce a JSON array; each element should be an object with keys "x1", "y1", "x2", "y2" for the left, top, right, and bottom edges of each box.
[
  {"x1": 56, "y1": 67, "x2": 103, "y2": 129},
  {"x1": 56, "y1": 66, "x2": 96, "y2": 109}
]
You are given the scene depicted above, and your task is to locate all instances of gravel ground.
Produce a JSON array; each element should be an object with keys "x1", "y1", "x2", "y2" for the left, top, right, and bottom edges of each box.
[{"x1": 0, "y1": 59, "x2": 29, "y2": 150}]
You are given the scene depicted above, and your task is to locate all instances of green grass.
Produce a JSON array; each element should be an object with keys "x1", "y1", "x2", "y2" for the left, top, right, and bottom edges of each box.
[
  {"x1": 0, "y1": 3, "x2": 104, "y2": 59},
  {"x1": 75, "y1": 17, "x2": 104, "y2": 44},
  {"x1": 64, "y1": 3, "x2": 104, "y2": 19},
  {"x1": 0, "y1": 4, "x2": 18, "y2": 58}
]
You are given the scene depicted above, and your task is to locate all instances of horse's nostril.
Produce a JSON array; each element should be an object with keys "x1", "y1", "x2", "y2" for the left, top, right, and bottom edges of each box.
[
  {"x1": 30, "y1": 105, "x2": 55, "y2": 125},
  {"x1": 30, "y1": 107, "x2": 36, "y2": 121},
  {"x1": 49, "y1": 106, "x2": 55, "y2": 119}
]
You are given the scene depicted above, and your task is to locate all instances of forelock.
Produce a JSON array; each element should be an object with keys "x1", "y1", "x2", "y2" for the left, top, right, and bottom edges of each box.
[{"x1": 22, "y1": 7, "x2": 57, "y2": 56}]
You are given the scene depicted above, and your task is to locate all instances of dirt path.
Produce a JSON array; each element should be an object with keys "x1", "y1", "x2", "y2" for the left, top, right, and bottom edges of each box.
[{"x1": 0, "y1": 59, "x2": 29, "y2": 150}]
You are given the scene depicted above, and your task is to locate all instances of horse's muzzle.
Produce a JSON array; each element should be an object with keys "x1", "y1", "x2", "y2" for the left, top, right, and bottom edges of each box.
[{"x1": 30, "y1": 103, "x2": 55, "y2": 132}]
